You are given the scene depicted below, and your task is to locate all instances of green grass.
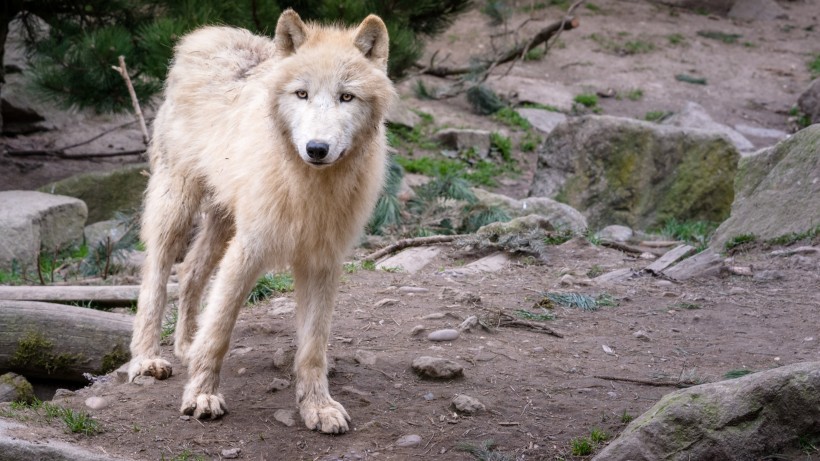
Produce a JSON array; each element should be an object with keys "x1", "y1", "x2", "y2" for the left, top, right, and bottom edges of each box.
[
  {"x1": 697, "y1": 30, "x2": 742, "y2": 44},
  {"x1": 667, "y1": 33, "x2": 685, "y2": 45},
  {"x1": 161, "y1": 307, "x2": 178, "y2": 342},
  {"x1": 387, "y1": 111, "x2": 438, "y2": 151},
  {"x1": 490, "y1": 132, "x2": 513, "y2": 161},
  {"x1": 247, "y1": 273, "x2": 294, "y2": 305},
  {"x1": 520, "y1": 102, "x2": 561, "y2": 112},
  {"x1": 672, "y1": 301, "x2": 701, "y2": 310},
  {"x1": 574, "y1": 93, "x2": 599, "y2": 108},
  {"x1": 519, "y1": 131, "x2": 541, "y2": 152},
  {"x1": 724, "y1": 369, "x2": 754, "y2": 379},
  {"x1": 590, "y1": 428, "x2": 610, "y2": 444},
  {"x1": 675, "y1": 74, "x2": 707, "y2": 85},
  {"x1": 6, "y1": 399, "x2": 101, "y2": 435},
  {"x1": 362, "y1": 260, "x2": 376, "y2": 271},
  {"x1": 789, "y1": 106, "x2": 812, "y2": 129},
  {"x1": 657, "y1": 218, "x2": 717, "y2": 251},
  {"x1": 623, "y1": 40, "x2": 655, "y2": 54},
  {"x1": 586, "y1": 265, "x2": 604, "y2": 278},
  {"x1": 809, "y1": 53, "x2": 820, "y2": 77},
  {"x1": 514, "y1": 308, "x2": 554, "y2": 321},
  {"x1": 493, "y1": 107, "x2": 531, "y2": 130},
  {"x1": 457, "y1": 439, "x2": 512, "y2": 461},
  {"x1": 585, "y1": 3, "x2": 601, "y2": 13},
  {"x1": 538, "y1": 292, "x2": 616, "y2": 311},
  {"x1": 589, "y1": 33, "x2": 655, "y2": 55},
  {"x1": 61, "y1": 408, "x2": 101, "y2": 435},
  {"x1": 524, "y1": 47, "x2": 546, "y2": 61},
  {"x1": 162, "y1": 450, "x2": 207, "y2": 461},
  {"x1": 765, "y1": 225, "x2": 820, "y2": 246},
  {"x1": 624, "y1": 88, "x2": 644, "y2": 101},
  {"x1": 621, "y1": 410, "x2": 634, "y2": 424},
  {"x1": 343, "y1": 262, "x2": 358, "y2": 273},
  {"x1": 570, "y1": 437, "x2": 593, "y2": 456},
  {"x1": 397, "y1": 154, "x2": 514, "y2": 188},
  {"x1": 725, "y1": 233, "x2": 757, "y2": 251},
  {"x1": 644, "y1": 110, "x2": 672, "y2": 122}
]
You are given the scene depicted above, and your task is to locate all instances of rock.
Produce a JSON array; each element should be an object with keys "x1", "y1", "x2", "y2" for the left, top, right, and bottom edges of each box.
[
  {"x1": 83, "y1": 219, "x2": 129, "y2": 249},
  {"x1": 531, "y1": 115, "x2": 739, "y2": 230},
  {"x1": 488, "y1": 76, "x2": 575, "y2": 111},
  {"x1": 593, "y1": 268, "x2": 635, "y2": 284},
  {"x1": 560, "y1": 274, "x2": 575, "y2": 285},
  {"x1": 374, "y1": 298, "x2": 399, "y2": 308},
  {"x1": 410, "y1": 325, "x2": 426, "y2": 336},
  {"x1": 398, "y1": 286, "x2": 429, "y2": 294},
  {"x1": 376, "y1": 246, "x2": 441, "y2": 274},
  {"x1": 427, "y1": 329, "x2": 460, "y2": 342},
  {"x1": 39, "y1": 164, "x2": 148, "y2": 224},
  {"x1": 710, "y1": 125, "x2": 820, "y2": 249},
  {"x1": 728, "y1": 0, "x2": 788, "y2": 21},
  {"x1": 221, "y1": 448, "x2": 242, "y2": 459},
  {"x1": 84, "y1": 396, "x2": 109, "y2": 410},
  {"x1": 434, "y1": 128, "x2": 491, "y2": 158},
  {"x1": 0, "y1": 418, "x2": 122, "y2": 461},
  {"x1": 645, "y1": 245, "x2": 696, "y2": 274},
  {"x1": 633, "y1": 331, "x2": 651, "y2": 342},
  {"x1": 395, "y1": 434, "x2": 423, "y2": 448},
  {"x1": 662, "y1": 102, "x2": 754, "y2": 152},
  {"x1": 754, "y1": 270, "x2": 785, "y2": 281},
  {"x1": 645, "y1": 0, "x2": 736, "y2": 15},
  {"x1": 423, "y1": 392, "x2": 435, "y2": 401},
  {"x1": 52, "y1": 389, "x2": 75, "y2": 400},
  {"x1": 132, "y1": 375, "x2": 155, "y2": 386},
  {"x1": 663, "y1": 249, "x2": 723, "y2": 281},
  {"x1": 0, "y1": 191, "x2": 88, "y2": 269},
  {"x1": 452, "y1": 394, "x2": 486, "y2": 414},
  {"x1": 458, "y1": 316, "x2": 479, "y2": 332},
  {"x1": 272, "y1": 348, "x2": 291, "y2": 369},
  {"x1": 386, "y1": 98, "x2": 421, "y2": 128},
  {"x1": 266, "y1": 378, "x2": 290, "y2": 392},
  {"x1": 439, "y1": 287, "x2": 481, "y2": 304},
  {"x1": 0, "y1": 372, "x2": 35, "y2": 404},
  {"x1": 797, "y1": 78, "x2": 820, "y2": 125},
  {"x1": 517, "y1": 108, "x2": 567, "y2": 135},
  {"x1": 592, "y1": 361, "x2": 820, "y2": 461},
  {"x1": 412, "y1": 356, "x2": 464, "y2": 379},
  {"x1": 268, "y1": 297, "x2": 296, "y2": 316},
  {"x1": 596, "y1": 225, "x2": 633, "y2": 243},
  {"x1": 734, "y1": 124, "x2": 789, "y2": 142},
  {"x1": 354, "y1": 350, "x2": 378, "y2": 366},
  {"x1": 273, "y1": 409, "x2": 296, "y2": 427},
  {"x1": 445, "y1": 252, "x2": 510, "y2": 277},
  {"x1": 473, "y1": 189, "x2": 587, "y2": 234}
]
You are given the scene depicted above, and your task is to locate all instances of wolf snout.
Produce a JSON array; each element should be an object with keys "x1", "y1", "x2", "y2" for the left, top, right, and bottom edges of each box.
[{"x1": 306, "y1": 140, "x2": 330, "y2": 160}]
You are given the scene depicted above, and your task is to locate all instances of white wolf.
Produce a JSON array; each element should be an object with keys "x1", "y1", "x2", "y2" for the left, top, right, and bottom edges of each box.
[{"x1": 128, "y1": 9, "x2": 395, "y2": 434}]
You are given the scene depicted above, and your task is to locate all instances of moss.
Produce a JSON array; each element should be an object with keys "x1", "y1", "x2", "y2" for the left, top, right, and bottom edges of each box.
[
  {"x1": 10, "y1": 331, "x2": 84, "y2": 376},
  {"x1": 98, "y1": 343, "x2": 130, "y2": 375},
  {"x1": 0, "y1": 373, "x2": 35, "y2": 404}
]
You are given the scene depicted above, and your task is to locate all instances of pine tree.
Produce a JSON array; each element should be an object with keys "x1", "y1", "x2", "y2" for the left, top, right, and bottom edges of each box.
[{"x1": 2, "y1": 0, "x2": 471, "y2": 119}]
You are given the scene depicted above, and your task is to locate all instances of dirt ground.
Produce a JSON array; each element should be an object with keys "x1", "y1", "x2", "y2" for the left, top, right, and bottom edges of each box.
[{"x1": 1, "y1": 1, "x2": 819, "y2": 460}]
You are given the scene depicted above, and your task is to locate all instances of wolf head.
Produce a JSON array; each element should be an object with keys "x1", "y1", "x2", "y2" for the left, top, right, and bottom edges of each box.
[{"x1": 271, "y1": 10, "x2": 395, "y2": 168}]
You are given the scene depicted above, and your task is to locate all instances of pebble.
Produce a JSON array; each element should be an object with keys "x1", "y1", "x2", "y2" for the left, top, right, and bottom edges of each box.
[
  {"x1": 132, "y1": 375, "x2": 155, "y2": 386},
  {"x1": 180, "y1": 415, "x2": 190, "y2": 421},
  {"x1": 633, "y1": 330, "x2": 651, "y2": 342},
  {"x1": 662, "y1": 291, "x2": 678, "y2": 298},
  {"x1": 458, "y1": 316, "x2": 478, "y2": 332},
  {"x1": 560, "y1": 274, "x2": 575, "y2": 286},
  {"x1": 53, "y1": 389, "x2": 75, "y2": 400},
  {"x1": 728, "y1": 287, "x2": 746, "y2": 295},
  {"x1": 266, "y1": 378, "x2": 290, "y2": 392},
  {"x1": 274, "y1": 409, "x2": 296, "y2": 427},
  {"x1": 222, "y1": 448, "x2": 241, "y2": 459},
  {"x1": 423, "y1": 392, "x2": 435, "y2": 401},
  {"x1": 410, "y1": 325, "x2": 426, "y2": 336},
  {"x1": 428, "y1": 329, "x2": 460, "y2": 342},
  {"x1": 399, "y1": 286, "x2": 430, "y2": 294},
  {"x1": 640, "y1": 252, "x2": 657, "y2": 260},
  {"x1": 237, "y1": 367, "x2": 247, "y2": 375},
  {"x1": 422, "y1": 313, "x2": 446, "y2": 320},
  {"x1": 532, "y1": 346, "x2": 545, "y2": 353},
  {"x1": 230, "y1": 346, "x2": 253, "y2": 356},
  {"x1": 656, "y1": 280, "x2": 673, "y2": 287},
  {"x1": 375, "y1": 298, "x2": 399, "y2": 308},
  {"x1": 395, "y1": 434, "x2": 422, "y2": 447},
  {"x1": 85, "y1": 396, "x2": 109, "y2": 410},
  {"x1": 412, "y1": 356, "x2": 464, "y2": 379},
  {"x1": 272, "y1": 348, "x2": 289, "y2": 369},
  {"x1": 754, "y1": 270, "x2": 785, "y2": 281},
  {"x1": 354, "y1": 349, "x2": 378, "y2": 366},
  {"x1": 451, "y1": 394, "x2": 485, "y2": 414},
  {"x1": 268, "y1": 298, "x2": 296, "y2": 316}
]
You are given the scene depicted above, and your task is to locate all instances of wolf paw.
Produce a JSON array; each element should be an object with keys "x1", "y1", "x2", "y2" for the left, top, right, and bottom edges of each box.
[
  {"x1": 300, "y1": 398, "x2": 350, "y2": 434},
  {"x1": 181, "y1": 393, "x2": 227, "y2": 420},
  {"x1": 128, "y1": 357, "x2": 173, "y2": 381}
]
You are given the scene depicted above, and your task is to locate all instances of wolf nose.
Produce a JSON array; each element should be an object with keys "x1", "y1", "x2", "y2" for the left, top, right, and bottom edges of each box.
[{"x1": 306, "y1": 140, "x2": 330, "y2": 160}]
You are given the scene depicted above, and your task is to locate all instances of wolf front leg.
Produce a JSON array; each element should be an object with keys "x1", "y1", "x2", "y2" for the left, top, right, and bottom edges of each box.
[
  {"x1": 293, "y1": 261, "x2": 350, "y2": 434},
  {"x1": 180, "y1": 238, "x2": 263, "y2": 419}
]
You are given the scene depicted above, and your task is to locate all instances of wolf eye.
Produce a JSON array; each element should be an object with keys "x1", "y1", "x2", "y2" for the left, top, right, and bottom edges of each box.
[
  {"x1": 296, "y1": 90, "x2": 308, "y2": 99},
  {"x1": 340, "y1": 93, "x2": 355, "y2": 102}
]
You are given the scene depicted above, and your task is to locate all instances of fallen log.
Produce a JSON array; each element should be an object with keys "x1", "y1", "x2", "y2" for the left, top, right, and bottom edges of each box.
[
  {"x1": 0, "y1": 300, "x2": 134, "y2": 382},
  {"x1": 0, "y1": 284, "x2": 179, "y2": 307}
]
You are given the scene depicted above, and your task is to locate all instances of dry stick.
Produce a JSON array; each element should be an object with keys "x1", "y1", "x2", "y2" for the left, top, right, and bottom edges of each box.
[
  {"x1": 362, "y1": 234, "x2": 464, "y2": 262},
  {"x1": 599, "y1": 239, "x2": 664, "y2": 257},
  {"x1": 111, "y1": 55, "x2": 149, "y2": 145},
  {"x1": 497, "y1": 312, "x2": 564, "y2": 338},
  {"x1": 7, "y1": 148, "x2": 146, "y2": 159},
  {"x1": 593, "y1": 375, "x2": 695, "y2": 388}
]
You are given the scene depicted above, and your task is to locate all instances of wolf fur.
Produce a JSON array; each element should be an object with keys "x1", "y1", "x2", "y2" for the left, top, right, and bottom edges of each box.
[{"x1": 128, "y1": 9, "x2": 395, "y2": 434}]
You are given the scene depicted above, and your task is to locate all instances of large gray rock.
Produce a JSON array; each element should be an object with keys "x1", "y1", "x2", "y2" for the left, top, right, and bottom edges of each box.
[
  {"x1": 797, "y1": 78, "x2": 820, "y2": 125},
  {"x1": 488, "y1": 76, "x2": 574, "y2": 112},
  {"x1": 0, "y1": 191, "x2": 87, "y2": 269},
  {"x1": 39, "y1": 164, "x2": 148, "y2": 224},
  {"x1": 593, "y1": 361, "x2": 820, "y2": 461},
  {"x1": 530, "y1": 115, "x2": 739, "y2": 230},
  {"x1": 646, "y1": 0, "x2": 736, "y2": 15},
  {"x1": 711, "y1": 125, "x2": 820, "y2": 249},
  {"x1": 0, "y1": 372, "x2": 35, "y2": 404},
  {"x1": 728, "y1": 0, "x2": 788, "y2": 21},
  {"x1": 0, "y1": 419, "x2": 129, "y2": 461},
  {"x1": 386, "y1": 98, "x2": 421, "y2": 129},
  {"x1": 517, "y1": 108, "x2": 567, "y2": 135},
  {"x1": 663, "y1": 101, "x2": 754, "y2": 152},
  {"x1": 434, "y1": 128, "x2": 491, "y2": 158},
  {"x1": 473, "y1": 188, "x2": 587, "y2": 234}
]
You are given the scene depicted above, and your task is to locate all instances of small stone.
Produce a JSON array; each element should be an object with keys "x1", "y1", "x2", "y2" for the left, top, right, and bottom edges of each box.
[
  {"x1": 428, "y1": 329, "x2": 460, "y2": 342},
  {"x1": 439, "y1": 287, "x2": 481, "y2": 304},
  {"x1": 633, "y1": 330, "x2": 651, "y2": 342},
  {"x1": 754, "y1": 270, "x2": 785, "y2": 281},
  {"x1": 423, "y1": 392, "x2": 435, "y2": 401},
  {"x1": 84, "y1": 396, "x2": 109, "y2": 410},
  {"x1": 272, "y1": 348, "x2": 289, "y2": 369},
  {"x1": 640, "y1": 252, "x2": 657, "y2": 260},
  {"x1": 395, "y1": 434, "x2": 423, "y2": 448},
  {"x1": 133, "y1": 375, "x2": 155, "y2": 386},
  {"x1": 560, "y1": 274, "x2": 575, "y2": 286},
  {"x1": 412, "y1": 356, "x2": 464, "y2": 379},
  {"x1": 399, "y1": 286, "x2": 429, "y2": 294},
  {"x1": 596, "y1": 225, "x2": 633, "y2": 243},
  {"x1": 422, "y1": 313, "x2": 446, "y2": 320},
  {"x1": 268, "y1": 298, "x2": 296, "y2": 316},
  {"x1": 266, "y1": 378, "x2": 290, "y2": 392},
  {"x1": 451, "y1": 394, "x2": 486, "y2": 414},
  {"x1": 375, "y1": 298, "x2": 399, "y2": 308},
  {"x1": 274, "y1": 409, "x2": 296, "y2": 427},
  {"x1": 221, "y1": 448, "x2": 241, "y2": 459},
  {"x1": 52, "y1": 389, "x2": 75, "y2": 400},
  {"x1": 663, "y1": 291, "x2": 678, "y2": 298},
  {"x1": 230, "y1": 346, "x2": 253, "y2": 356},
  {"x1": 237, "y1": 367, "x2": 247, "y2": 375},
  {"x1": 410, "y1": 325, "x2": 426, "y2": 336},
  {"x1": 532, "y1": 346, "x2": 545, "y2": 353},
  {"x1": 354, "y1": 349, "x2": 378, "y2": 366},
  {"x1": 729, "y1": 287, "x2": 746, "y2": 295},
  {"x1": 458, "y1": 316, "x2": 479, "y2": 332},
  {"x1": 656, "y1": 280, "x2": 673, "y2": 287},
  {"x1": 180, "y1": 415, "x2": 190, "y2": 421}
]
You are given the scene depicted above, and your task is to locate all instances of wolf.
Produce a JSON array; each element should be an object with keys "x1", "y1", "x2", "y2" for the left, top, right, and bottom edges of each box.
[{"x1": 127, "y1": 9, "x2": 395, "y2": 434}]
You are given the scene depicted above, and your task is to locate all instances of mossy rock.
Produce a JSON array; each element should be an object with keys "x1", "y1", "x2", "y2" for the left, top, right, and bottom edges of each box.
[
  {"x1": 0, "y1": 372, "x2": 35, "y2": 404},
  {"x1": 530, "y1": 115, "x2": 739, "y2": 230},
  {"x1": 710, "y1": 124, "x2": 820, "y2": 249},
  {"x1": 39, "y1": 164, "x2": 148, "y2": 224}
]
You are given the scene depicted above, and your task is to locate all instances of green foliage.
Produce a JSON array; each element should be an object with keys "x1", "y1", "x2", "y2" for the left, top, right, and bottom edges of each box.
[
  {"x1": 657, "y1": 218, "x2": 717, "y2": 251},
  {"x1": 625, "y1": 88, "x2": 644, "y2": 101},
  {"x1": 672, "y1": 301, "x2": 701, "y2": 310},
  {"x1": 481, "y1": 1, "x2": 512, "y2": 26},
  {"x1": 467, "y1": 85, "x2": 506, "y2": 115},
  {"x1": 493, "y1": 107, "x2": 531, "y2": 129},
  {"x1": 589, "y1": 33, "x2": 654, "y2": 55},
  {"x1": 459, "y1": 203, "x2": 510, "y2": 233},
  {"x1": 539, "y1": 292, "x2": 615, "y2": 311},
  {"x1": 519, "y1": 131, "x2": 541, "y2": 152},
  {"x1": 724, "y1": 369, "x2": 754, "y2": 379},
  {"x1": 163, "y1": 450, "x2": 207, "y2": 461},
  {"x1": 524, "y1": 46, "x2": 546, "y2": 61},
  {"x1": 586, "y1": 264, "x2": 604, "y2": 278},
  {"x1": 644, "y1": 110, "x2": 672, "y2": 122},
  {"x1": 490, "y1": 132, "x2": 513, "y2": 161},
  {"x1": 161, "y1": 307, "x2": 178, "y2": 342},
  {"x1": 574, "y1": 93, "x2": 599, "y2": 108},
  {"x1": 514, "y1": 308, "x2": 554, "y2": 321},
  {"x1": 544, "y1": 229, "x2": 573, "y2": 245},
  {"x1": 809, "y1": 53, "x2": 820, "y2": 78},
  {"x1": 765, "y1": 225, "x2": 820, "y2": 246},
  {"x1": 570, "y1": 437, "x2": 593, "y2": 456},
  {"x1": 788, "y1": 106, "x2": 812, "y2": 129},
  {"x1": 520, "y1": 102, "x2": 561, "y2": 112},
  {"x1": 589, "y1": 428, "x2": 610, "y2": 444},
  {"x1": 247, "y1": 273, "x2": 294, "y2": 305},
  {"x1": 61, "y1": 408, "x2": 102, "y2": 435},
  {"x1": 10, "y1": 330, "x2": 83, "y2": 375},
  {"x1": 667, "y1": 33, "x2": 685, "y2": 45},
  {"x1": 457, "y1": 439, "x2": 512, "y2": 461},
  {"x1": 675, "y1": 74, "x2": 707, "y2": 85},
  {"x1": 620, "y1": 410, "x2": 634, "y2": 424},
  {"x1": 725, "y1": 233, "x2": 757, "y2": 251},
  {"x1": 697, "y1": 30, "x2": 742, "y2": 44},
  {"x1": 361, "y1": 260, "x2": 377, "y2": 271},
  {"x1": 367, "y1": 155, "x2": 405, "y2": 234},
  {"x1": 19, "y1": 0, "x2": 471, "y2": 112}
]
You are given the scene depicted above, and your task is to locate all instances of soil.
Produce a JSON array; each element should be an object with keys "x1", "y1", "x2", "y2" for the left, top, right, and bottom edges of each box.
[{"x1": 1, "y1": 1, "x2": 819, "y2": 460}]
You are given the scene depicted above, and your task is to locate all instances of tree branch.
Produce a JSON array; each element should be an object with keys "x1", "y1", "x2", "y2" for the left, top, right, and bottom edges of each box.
[{"x1": 111, "y1": 55, "x2": 149, "y2": 145}]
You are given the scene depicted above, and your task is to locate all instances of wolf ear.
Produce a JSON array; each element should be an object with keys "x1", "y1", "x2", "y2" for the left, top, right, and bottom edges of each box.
[
  {"x1": 275, "y1": 9, "x2": 308, "y2": 56},
  {"x1": 354, "y1": 15, "x2": 389, "y2": 72}
]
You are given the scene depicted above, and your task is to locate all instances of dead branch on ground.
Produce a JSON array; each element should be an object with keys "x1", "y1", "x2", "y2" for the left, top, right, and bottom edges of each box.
[
  {"x1": 363, "y1": 235, "x2": 464, "y2": 262},
  {"x1": 493, "y1": 311, "x2": 564, "y2": 338},
  {"x1": 593, "y1": 375, "x2": 696, "y2": 388}
]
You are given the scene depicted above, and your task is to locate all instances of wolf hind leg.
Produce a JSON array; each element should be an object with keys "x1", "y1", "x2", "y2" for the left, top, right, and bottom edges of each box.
[
  {"x1": 129, "y1": 166, "x2": 202, "y2": 381},
  {"x1": 292, "y1": 261, "x2": 349, "y2": 434},
  {"x1": 174, "y1": 209, "x2": 234, "y2": 364}
]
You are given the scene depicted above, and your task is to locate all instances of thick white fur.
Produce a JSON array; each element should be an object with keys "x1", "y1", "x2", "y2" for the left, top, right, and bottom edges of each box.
[{"x1": 128, "y1": 10, "x2": 395, "y2": 434}]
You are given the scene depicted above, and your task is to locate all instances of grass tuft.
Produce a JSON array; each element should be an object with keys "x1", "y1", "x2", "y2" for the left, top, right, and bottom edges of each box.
[
  {"x1": 724, "y1": 369, "x2": 754, "y2": 379},
  {"x1": 247, "y1": 273, "x2": 294, "y2": 305},
  {"x1": 725, "y1": 233, "x2": 757, "y2": 251},
  {"x1": 570, "y1": 437, "x2": 593, "y2": 456}
]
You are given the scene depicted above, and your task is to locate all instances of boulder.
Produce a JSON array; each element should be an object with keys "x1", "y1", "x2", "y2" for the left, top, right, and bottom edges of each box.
[
  {"x1": 488, "y1": 76, "x2": 575, "y2": 112},
  {"x1": 530, "y1": 115, "x2": 739, "y2": 230},
  {"x1": 386, "y1": 98, "x2": 421, "y2": 129},
  {"x1": 517, "y1": 108, "x2": 567, "y2": 135},
  {"x1": 710, "y1": 125, "x2": 820, "y2": 249},
  {"x1": 645, "y1": 0, "x2": 736, "y2": 15},
  {"x1": 473, "y1": 188, "x2": 587, "y2": 234},
  {"x1": 39, "y1": 164, "x2": 148, "y2": 224},
  {"x1": 663, "y1": 101, "x2": 754, "y2": 152},
  {"x1": 83, "y1": 219, "x2": 129, "y2": 249},
  {"x1": 0, "y1": 191, "x2": 87, "y2": 269},
  {"x1": 595, "y1": 225, "x2": 633, "y2": 243},
  {"x1": 434, "y1": 128, "x2": 491, "y2": 158},
  {"x1": 0, "y1": 372, "x2": 35, "y2": 404},
  {"x1": 593, "y1": 361, "x2": 820, "y2": 461},
  {"x1": 728, "y1": 0, "x2": 788, "y2": 21},
  {"x1": 797, "y1": 78, "x2": 820, "y2": 125}
]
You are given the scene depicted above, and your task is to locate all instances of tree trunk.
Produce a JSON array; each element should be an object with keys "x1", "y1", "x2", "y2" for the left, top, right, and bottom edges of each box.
[
  {"x1": 0, "y1": 300, "x2": 133, "y2": 382},
  {"x1": 0, "y1": 284, "x2": 179, "y2": 307}
]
